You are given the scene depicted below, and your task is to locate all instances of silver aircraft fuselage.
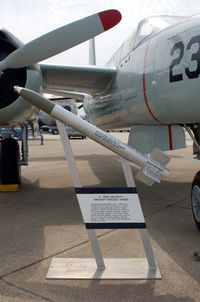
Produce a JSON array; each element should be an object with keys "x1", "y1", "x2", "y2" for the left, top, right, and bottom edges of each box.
[{"x1": 86, "y1": 14, "x2": 200, "y2": 129}]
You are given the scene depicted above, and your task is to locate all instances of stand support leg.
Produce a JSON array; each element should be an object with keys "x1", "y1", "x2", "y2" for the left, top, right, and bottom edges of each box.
[
  {"x1": 87, "y1": 230, "x2": 105, "y2": 269},
  {"x1": 120, "y1": 158, "x2": 157, "y2": 269},
  {"x1": 139, "y1": 229, "x2": 157, "y2": 269},
  {"x1": 56, "y1": 120, "x2": 105, "y2": 270}
]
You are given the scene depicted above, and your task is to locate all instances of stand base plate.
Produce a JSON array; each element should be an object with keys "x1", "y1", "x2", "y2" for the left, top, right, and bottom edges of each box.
[{"x1": 46, "y1": 258, "x2": 161, "y2": 279}]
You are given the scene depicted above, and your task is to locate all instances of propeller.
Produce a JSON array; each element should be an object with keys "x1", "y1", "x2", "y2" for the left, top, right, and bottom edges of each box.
[{"x1": 0, "y1": 9, "x2": 121, "y2": 71}]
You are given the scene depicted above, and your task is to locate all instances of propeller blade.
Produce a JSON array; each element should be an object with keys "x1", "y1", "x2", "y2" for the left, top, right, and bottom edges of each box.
[{"x1": 0, "y1": 9, "x2": 121, "y2": 71}]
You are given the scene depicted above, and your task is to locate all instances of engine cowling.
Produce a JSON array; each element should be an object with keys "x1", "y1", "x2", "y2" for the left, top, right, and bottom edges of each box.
[{"x1": 0, "y1": 29, "x2": 42, "y2": 127}]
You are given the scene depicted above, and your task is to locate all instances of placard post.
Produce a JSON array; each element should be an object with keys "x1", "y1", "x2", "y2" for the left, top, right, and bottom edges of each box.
[{"x1": 55, "y1": 120, "x2": 105, "y2": 270}]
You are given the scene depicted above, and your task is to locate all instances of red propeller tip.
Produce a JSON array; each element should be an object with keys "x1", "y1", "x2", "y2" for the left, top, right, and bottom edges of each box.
[{"x1": 98, "y1": 9, "x2": 122, "y2": 31}]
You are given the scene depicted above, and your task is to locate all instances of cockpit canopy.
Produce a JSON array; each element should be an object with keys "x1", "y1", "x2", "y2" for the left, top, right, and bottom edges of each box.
[
  {"x1": 107, "y1": 15, "x2": 187, "y2": 66},
  {"x1": 135, "y1": 15, "x2": 186, "y2": 46}
]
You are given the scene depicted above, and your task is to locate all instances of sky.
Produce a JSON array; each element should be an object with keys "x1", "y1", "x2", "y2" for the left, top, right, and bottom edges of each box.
[{"x1": 1, "y1": 0, "x2": 200, "y2": 66}]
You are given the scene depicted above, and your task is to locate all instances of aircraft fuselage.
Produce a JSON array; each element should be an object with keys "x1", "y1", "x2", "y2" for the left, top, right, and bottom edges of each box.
[{"x1": 87, "y1": 15, "x2": 200, "y2": 129}]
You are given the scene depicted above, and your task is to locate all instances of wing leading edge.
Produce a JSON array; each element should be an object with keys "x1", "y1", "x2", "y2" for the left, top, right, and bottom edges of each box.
[{"x1": 40, "y1": 64, "x2": 117, "y2": 96}]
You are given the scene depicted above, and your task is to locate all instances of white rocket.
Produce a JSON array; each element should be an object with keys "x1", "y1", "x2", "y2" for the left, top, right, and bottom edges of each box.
[{"x1": 15, "y1": 86, "x2": 170, "y2": 185}]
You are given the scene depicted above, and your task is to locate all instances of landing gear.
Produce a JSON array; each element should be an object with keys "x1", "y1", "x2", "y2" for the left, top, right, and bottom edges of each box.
[
  {"x1": 0, "y1": 124, "x2": 30, "y2": 188},
  {"x1": 191, "y1": 171, "x2": 200, "y2": 231},
  {"x1": 184, "y1": 123, "x2": 200, "y2": 158}
]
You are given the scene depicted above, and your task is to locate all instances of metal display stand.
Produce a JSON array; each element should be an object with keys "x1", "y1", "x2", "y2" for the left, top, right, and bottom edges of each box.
[{"x1": 46, "y1": 121, "x2": 161, "y2": 279}]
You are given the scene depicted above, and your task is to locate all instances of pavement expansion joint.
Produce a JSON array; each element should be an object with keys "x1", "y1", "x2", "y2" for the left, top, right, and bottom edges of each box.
[
  {"x1": 146, "y1": 198, "x2": 190, "y2": 218},
  {"x1": 0, "y1": 229, "x2": 116, "y2": 279},
  {"x1": 0, "y1": 240, "x2": 89, "y2": 278},
  {"x1": 1, "y1": 278, "x2": 54, "y2": 302}
]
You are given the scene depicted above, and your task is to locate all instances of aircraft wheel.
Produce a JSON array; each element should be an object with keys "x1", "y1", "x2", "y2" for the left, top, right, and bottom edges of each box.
[
  {"x1": 191, "y1": 171, "x2": 200, "y2": 231},
  {"x1": 0, "y1": 138, "x2": 21, "y2": 184}
]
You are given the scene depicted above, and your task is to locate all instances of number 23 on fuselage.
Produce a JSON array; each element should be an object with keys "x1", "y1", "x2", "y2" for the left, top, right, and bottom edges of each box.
[{"x1": 141, "y1": 14, "x2": 200, "y2": 125}]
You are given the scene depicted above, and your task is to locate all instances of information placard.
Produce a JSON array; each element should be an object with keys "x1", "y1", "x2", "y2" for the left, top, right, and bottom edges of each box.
[{"x1": 75, "y1": 188, "x2": 146, "y2": 229}]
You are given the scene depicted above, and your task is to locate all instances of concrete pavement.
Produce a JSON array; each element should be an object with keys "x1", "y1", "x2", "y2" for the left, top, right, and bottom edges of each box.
[{"x1": 0, "y1": 133, "x2": 200, "y2": 302}]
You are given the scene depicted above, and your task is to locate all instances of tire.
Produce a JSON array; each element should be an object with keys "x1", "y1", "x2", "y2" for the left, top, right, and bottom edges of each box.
[
  {"x1": 191, "y1": 171, "x2": 200, "y2": 231},
  {"x1": 0, "y1": 138, "x2": 21, "y2": 184}
]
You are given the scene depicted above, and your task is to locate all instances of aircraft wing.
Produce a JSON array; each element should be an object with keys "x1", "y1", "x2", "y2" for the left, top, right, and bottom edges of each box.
[{"x1": 40, "y1": 64, "x2": 117, "y2": 96}]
